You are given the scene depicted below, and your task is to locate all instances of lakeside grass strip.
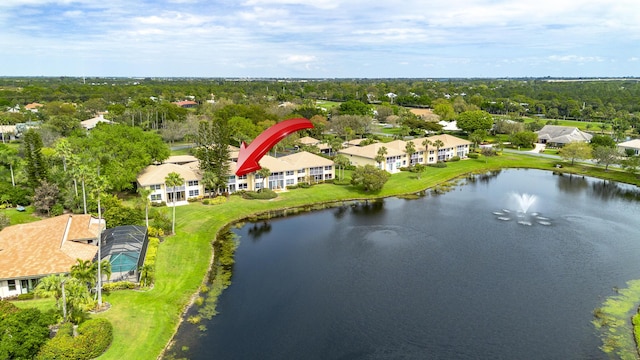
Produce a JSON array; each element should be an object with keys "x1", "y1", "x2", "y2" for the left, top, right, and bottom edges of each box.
[{"x1": 82, "y1": 154, "x2": 640, "y2": 359}]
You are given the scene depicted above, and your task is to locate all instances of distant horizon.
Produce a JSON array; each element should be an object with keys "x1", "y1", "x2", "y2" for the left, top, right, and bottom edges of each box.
[
  {"x1": 1, "y1": 1, "x2": 638, "y2": 78},
  {"x1": 2, "y1": 76, "x2": 640, "y2": 81}
]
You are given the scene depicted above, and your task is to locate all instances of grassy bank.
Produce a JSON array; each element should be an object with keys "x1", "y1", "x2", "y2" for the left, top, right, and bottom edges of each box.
[{"x1": 27, "y1": 152, "x2": 640, "y2": 359}]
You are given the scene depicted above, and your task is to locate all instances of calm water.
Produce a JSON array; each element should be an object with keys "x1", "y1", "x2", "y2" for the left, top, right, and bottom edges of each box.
[{"x1": 172, "y1": 169, "x2": 640, "y2": 359}]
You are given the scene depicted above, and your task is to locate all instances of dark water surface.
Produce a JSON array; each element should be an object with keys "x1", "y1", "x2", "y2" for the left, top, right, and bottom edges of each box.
[{"x1": 172, "y1": 169, "x2": 640, "y2": 359}]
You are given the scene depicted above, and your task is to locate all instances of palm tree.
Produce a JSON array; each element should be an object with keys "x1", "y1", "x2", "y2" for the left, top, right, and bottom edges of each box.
[
  {"x1": 334, "y1": 154, "x2": 349, "y2": 180},
  {"x1": 71, "y1": 259, "x2": 96, "y2": 289},
  {"x1": 422, "y1": 138, "x2": 433, "y2": 164},
  {"x1": 165, "y1": 171, "x2": 185, "y2": 235},
  {"x1": 139, "y1": 263, "x2": 154, "y2": 287},
  {"x1": 64, "y1": 277, "x2": 94, "y2": 323},
  {"x1": 405, "y1": 141, "x2": 416, "y2": 168},
  {"x1": 433, "y1": 139, "x2": 445, "y2": 162},
  {"x1": 137, "y1": 186, "x2": 152, "y2": 228},
  {"x1": 0, "y1": 144, "x2": 18, "y2": 187},
  {"x1": 34, "y1": 274, "x2": 66, "y2": 307},
  {"x1": 257, "y1": 167, "x2": 271, "y2": 189},
  {"x1": 92, "y1": 259, "x2": 112, "y2": 286},
  {"x1": 202, "y1": 170, "x2": 218, "y2": 198},
  {"x1": 375, "y1": 146, "x2": 388, "y2": 170}
]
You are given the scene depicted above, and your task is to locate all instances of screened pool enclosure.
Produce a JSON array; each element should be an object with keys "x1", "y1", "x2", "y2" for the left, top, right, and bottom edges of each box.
[{"x1": 98, "y1": 225, "x2": 149, "y2": 283}]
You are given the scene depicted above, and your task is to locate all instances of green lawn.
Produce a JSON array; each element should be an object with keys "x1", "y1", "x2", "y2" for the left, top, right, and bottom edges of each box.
[
  {"x1": 316, "y1": 100, "x2": 341, "y2": 110},
  {"x1": 14, "y1": 152, "x2": 640, "y2": 359},
  {"x1": 1, "y1": 206, "x2": 40, "y2": 225}
]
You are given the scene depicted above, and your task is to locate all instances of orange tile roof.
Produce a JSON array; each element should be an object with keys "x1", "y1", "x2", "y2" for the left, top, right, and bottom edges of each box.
[{"x1": 0, "y1": 214, "x2": 100, "y2": 280}]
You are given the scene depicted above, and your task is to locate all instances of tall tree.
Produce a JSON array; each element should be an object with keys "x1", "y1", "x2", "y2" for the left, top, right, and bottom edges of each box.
[
  {"x1": 422, "y1": 138, "x2": 433, "y2": 163},
  {"x1": 194, "y1": 119, "x2": 231, "y2": 195},
  {"x1": 0, "y1": 144, "x2": 18, "y2": 187},
  {"x1": 432, "y1": 139, "x2": 445, "y2": 162},
  {"x1": 165, "y1": 171, "x2": 185, "y2": 235},
  {"x1": 333, "y1": 154, "x2": 350, "y2": 180},
  {"x1": 21, "y1": 129, "x2": 48, "y2": 188},
  {"x1": 456, "y1": 110, "x2": 494, "y2": 134},
  {"x1": 593, "y1": 146, "x2": 619, "y2": 171},
  {"x1": 559, "y1": 142, "x2": 592, "y2": 165},
  {"x1": 405, "y1": 141, "x2": 416, "y2": 168},
  {"x1": 137, "y1": 186, "x2": 152, "y2": 227}
]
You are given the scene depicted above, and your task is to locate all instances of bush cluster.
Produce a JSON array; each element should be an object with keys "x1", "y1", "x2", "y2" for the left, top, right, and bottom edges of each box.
[
  {"x1": 36, "y1": 318, "x2": 113, "y2": 360},
  {"x1": 468, "y1": 153, "x2": 480, "y2": 159},
  {"x1": 242, "y1": 189, "x2": 278, "y2": 200},
  {"x1": 428, "y1": 162, "x2": 448, "y2": 168},
  {"x1": 297, "y1": 182, "x2": 311, "y2": 188},
  {"x1": 151, "y1": 201, "x2": 166, "y2": 207},
  {"x1": 202, "y1": 196, "x2": 227, "y2": 205},
  {"x1": 286, "y1": 184, "x2": 298, "y2": 190},
  {"x1": 449, "y1": 156, "x2": 461, "y2": 162},
  {"x1": 102, "y1": 281, "x2": 135, "y2": 292},
  {"x1": 147, "y1": 226, "x2": 164, "y2": 238}
]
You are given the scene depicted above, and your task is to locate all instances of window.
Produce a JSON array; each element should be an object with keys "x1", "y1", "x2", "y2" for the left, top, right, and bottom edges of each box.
[
  {"x1": 189, "y1": 190, "x2": 199, "y2": 197},
  {"x1": 188, "y1": 180, "x2": 199, "y2": 186},
  {"x1": 324, "y1": 166, "x2": 332, "y2": 171},
  {"x1": 239, "y1": 183, "x2": 248, "y2": 189},
  {"x1": 150, "y1": 194, "x2": 162, "y2": 201},
  {"x1": 238, "y1": 174, "x2": 247, "y2": 180},
  {"x1": 298, "y1": 169, "x2": 305, "y2": 174},
  {"x1": 286, "y1": 179, "x2": 295, "y2": 185},
  {"x1": 286, "y1": 171, "x2": 294, "y2": 176},
  {"x1": 149, "y1": 184, "x2": 161, "y2": 190},
  {"x1": 8, "y1": 280, "x2": 16, "y2": 291}
]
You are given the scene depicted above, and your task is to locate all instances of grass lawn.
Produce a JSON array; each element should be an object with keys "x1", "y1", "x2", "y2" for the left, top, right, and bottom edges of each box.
[
  {"x1": 316, "y1": 100, "x2": 341, "y2": 110},
  {"x1": 11, "y1": 297, "x2": 56, "y2": 312},
  {"x1": 14, "y1": 152, "x2": 640, "y2": 360},
  {"x1": 1, "y1": 205, "x2": 41, "y2": 225}
]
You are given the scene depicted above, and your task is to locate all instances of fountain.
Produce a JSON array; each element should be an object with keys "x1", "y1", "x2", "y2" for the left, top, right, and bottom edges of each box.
[
  {"x1": 492, "y1": 193, "x2": 551, "y2": 226},
  {"x1": 512, "y1": 192, "x2": 537, "y2": 214}
]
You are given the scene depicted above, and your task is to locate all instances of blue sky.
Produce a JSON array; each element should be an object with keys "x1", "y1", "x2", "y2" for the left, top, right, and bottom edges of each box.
[{"x1": 1, "y1": 0, "x2": 639, "y2": 78}]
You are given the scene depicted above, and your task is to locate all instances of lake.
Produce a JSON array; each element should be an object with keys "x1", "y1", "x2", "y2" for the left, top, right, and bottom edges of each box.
[{"x1": 170, "y1": 169, "x2": 640, "y2": 359}]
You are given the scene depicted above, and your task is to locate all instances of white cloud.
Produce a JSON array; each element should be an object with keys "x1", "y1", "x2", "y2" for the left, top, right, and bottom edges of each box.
[{"x1": 548, "y1": 55, "x2": 605, "y2": 63}]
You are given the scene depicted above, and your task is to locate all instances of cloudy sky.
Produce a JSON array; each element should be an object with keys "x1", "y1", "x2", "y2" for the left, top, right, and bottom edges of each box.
[{"x1": 1, "y1": 0, "x2": 639, "y2": 78}]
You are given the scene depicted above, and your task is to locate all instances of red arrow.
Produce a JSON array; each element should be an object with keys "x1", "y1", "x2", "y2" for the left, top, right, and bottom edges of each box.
[{"x1": 235, "y1": 118, "x2": 314, "y2": 176}]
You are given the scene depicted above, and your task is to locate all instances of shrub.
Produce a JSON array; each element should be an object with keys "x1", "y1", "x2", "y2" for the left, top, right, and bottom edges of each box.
[
  {"x1": 37, "y1": 319, "x2": 113, "y2": 360},
  {"x1": 242, "y1": 189, "x2": 278, "y2": 200},
  {"x1": 148, "y1": 226, "x2": 164, "y2": 238},
  {"x1": 468, "y1": 153, "x2": 480, "y2": 159},
  {"x1": 298, "y1": 182, "x2": 311, "y2": 188},
  {"x1": 50, "y1": 204, "x2": 64, "y2": 217},
  {"x1": 102, "y1": 281, "x2": 135, "y2": 292},
  {"x1": 286, "y1": 184, "x2": 298, "y2": 190},
  {"x1": 428, "y1": 162, "x2": 448, "y2": 168},
  {"x1": 203, "y1": 196, "x2": 227, "y2": 205},
  {"x1": 449, "y1": 156, "x2": 460, "y2": 162},
  {"x1": 481, "y1": 147, "x2": 497, "y2": 157},
  {"x1": 333, "y1": 178, "x2": 351, "y2": 185},
  {"x1": 151, "y1": 201, "x2": 166, "y2": 207},
  {"x1": 16, "y1": 292, "x2": 35, "y2": 300}
]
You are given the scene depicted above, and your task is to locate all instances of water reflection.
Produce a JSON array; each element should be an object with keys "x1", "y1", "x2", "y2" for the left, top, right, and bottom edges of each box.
[
  {"x1": 555, "y1": 172, "x2": 640, "y2": 202},
  {"x1": 247, "y1": 221, "x2": 272, "y2": 241}
]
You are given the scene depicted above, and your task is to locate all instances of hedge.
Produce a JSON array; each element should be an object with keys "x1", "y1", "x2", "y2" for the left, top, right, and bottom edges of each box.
[{"x1": 36, "y1": 318, "x2": 113, "y2": 360}]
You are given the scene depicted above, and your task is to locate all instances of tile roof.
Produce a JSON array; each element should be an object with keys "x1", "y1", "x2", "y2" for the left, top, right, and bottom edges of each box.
[
  {"x1": 137, "y1": 163, "x2": 201, "y2": 186},
  {"x1": 298, "y1": 136, "x2": 321, "y2": 145},
  {"x1": 535, "y1": 125, "x2": 592, "y2": 143},
  {"x1": 0, "y1": 214, "x2": 100, "y2": 280},
  {"x1": 280, "y1": 151, "x2": 334, "y2": 169},
  {"x1": 338, "y1": 134, "x2": 471, "y2": 160},
  {"x1": 618, "y1": 139, "x2": 640, "y2": 149}
]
